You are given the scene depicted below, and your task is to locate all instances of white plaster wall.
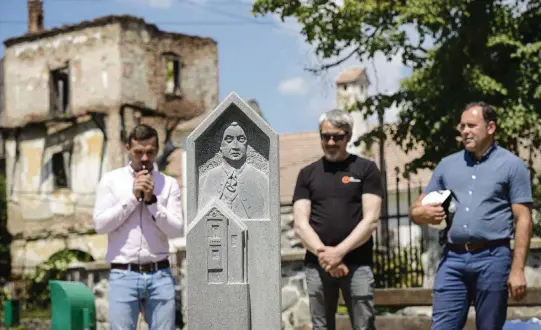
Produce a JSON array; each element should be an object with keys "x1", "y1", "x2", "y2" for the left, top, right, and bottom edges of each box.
[
  {"x1": 3, "y1": 24, "x2": 122, "y2": 126},
  {"x1": 8, "y1": 123, "x2": 105, "y2": 223},
  {"x1": 336, "y1": 80, "x2": 370, "y2": 156}
]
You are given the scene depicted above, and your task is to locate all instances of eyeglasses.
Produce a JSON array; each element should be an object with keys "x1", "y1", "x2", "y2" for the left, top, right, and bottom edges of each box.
[{"x1": 320, "y1": 133, "x2": 348, "y2": 142}]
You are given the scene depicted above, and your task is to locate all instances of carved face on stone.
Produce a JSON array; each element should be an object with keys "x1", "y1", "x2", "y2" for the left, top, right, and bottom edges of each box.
[{"x1": 220, "y1": 122, "x2": 247, "y2": 162}]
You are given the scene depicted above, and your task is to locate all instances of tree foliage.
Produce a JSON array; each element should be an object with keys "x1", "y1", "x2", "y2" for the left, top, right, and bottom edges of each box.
[
  {"x1": 252, "y1": 0, "x2": 541, "y2": 177},
  {"x1": 24, "y1": 249, "x2": 93, "y2": 309}
]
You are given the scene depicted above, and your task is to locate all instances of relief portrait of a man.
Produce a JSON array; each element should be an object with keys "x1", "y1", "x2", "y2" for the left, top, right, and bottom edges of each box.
[{"x1": 198, "y1": 122, "x2": 269, "y2": 219}]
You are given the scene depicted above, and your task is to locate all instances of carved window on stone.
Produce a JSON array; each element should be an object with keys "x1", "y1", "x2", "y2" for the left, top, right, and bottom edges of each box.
[
  {"x1": 163, "y1": 54, "x2": 181, "y2": 97},
  {"x1": 50, "y1": 66, "x2": 70, "y2": 116},
  {"x1": 52, "y1": 151, "x2": 70, "y2": 189}
]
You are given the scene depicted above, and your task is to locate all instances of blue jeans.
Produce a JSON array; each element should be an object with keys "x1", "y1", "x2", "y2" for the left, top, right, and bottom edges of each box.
[
  {"x1": 108, "y1": 267, "x2": 176, "y2": 330},
  {"x1": 432, "y1": 244, "x2": 512, "y2": 330}
]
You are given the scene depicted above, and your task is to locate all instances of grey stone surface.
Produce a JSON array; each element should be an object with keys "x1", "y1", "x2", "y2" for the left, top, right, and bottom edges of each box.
[
  {"x1": 97, "y1": 322, "x2": 110, "y2": 330},
  {"x1": 421, "y1": 226, "x2": 444, "y2": 288},
  {"x1": 186, "y1": 200, "x2": 250, "y2": 329},
  {"x1": 186, "y1": 92, "x2": 281, "y2": 329},
  {"x1": 281, "y1": 205, "x2": 303, "y2": 252},
  {"x1": 198, "y1": 121, "x2": 269, "y2": 219},
  {"x1": 93, "y1": 279, "x2": 109, "y2": 328},
  {"x1": 281, "y1": 258, "x2": 312, "y2": 330},
  {"x1": 282, "y1": 287, "x2": 299, "y2": 311}
]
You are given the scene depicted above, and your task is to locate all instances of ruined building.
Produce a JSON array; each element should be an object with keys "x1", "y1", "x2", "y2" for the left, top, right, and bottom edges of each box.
[
  {"x1": 2, "y1": 0, "x2": 218, "y2": 274},
  {"x1": 0, "y1": 57, "x2": 5, "y2": 175}
]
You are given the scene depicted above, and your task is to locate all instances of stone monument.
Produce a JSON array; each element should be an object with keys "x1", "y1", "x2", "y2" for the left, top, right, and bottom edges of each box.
[{"x1": 186, "y1": 92, "x2": 281, "y2": 330}]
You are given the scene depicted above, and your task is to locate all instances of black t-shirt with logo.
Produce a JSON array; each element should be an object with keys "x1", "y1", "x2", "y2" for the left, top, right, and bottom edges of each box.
[{"x1": 292, "y1": 154, "x2": 384, "y2": 266}]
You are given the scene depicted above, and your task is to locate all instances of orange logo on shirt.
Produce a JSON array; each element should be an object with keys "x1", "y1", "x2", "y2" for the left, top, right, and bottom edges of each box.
[{"x1": 341, "y1": 176, "x2": 350, "y2": 184}]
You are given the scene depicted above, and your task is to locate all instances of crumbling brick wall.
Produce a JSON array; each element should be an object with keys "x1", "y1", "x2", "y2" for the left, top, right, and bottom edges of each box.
[{"x1": 118, "y1": 19, "x2": 219, "y2": 120}]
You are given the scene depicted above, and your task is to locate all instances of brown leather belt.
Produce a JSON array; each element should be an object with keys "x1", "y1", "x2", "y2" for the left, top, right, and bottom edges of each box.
[
  {"x1": 111, "y1": 259, "x2": 170, "y2": 273},
  {"x1": 446, "y1": 239, "x2": 510, "y2": 253}
]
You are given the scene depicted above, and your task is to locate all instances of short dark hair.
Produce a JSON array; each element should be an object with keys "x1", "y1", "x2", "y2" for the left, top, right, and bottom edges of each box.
[
  {"x1": 127, "y1": 124, "x2": 159, "y2": 147},
  {"x1": 463, "y1": 101, "x2": 498, "y2": 126}
]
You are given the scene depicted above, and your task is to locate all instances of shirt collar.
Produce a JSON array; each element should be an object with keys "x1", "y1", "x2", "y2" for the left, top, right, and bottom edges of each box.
[
  {"x1": 221, "y1": 160, "x2": 246, "y2": 176},
  {"x1": 466, "y1": 142, "x2": 498, "y2": 163}
]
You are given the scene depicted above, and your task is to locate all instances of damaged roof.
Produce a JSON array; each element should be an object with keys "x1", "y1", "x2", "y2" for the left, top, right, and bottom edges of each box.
[{"x1": 4, "y1": 15, "x2": 216, "y2": 48}]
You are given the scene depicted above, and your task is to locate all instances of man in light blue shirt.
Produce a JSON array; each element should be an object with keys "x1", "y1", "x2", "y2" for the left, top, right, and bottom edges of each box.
[{"x1": 410, "y1": 102, "x2": 533, "y2": 330}]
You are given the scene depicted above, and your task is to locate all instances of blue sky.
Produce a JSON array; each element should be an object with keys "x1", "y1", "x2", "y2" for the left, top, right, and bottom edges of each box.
[{"x1": 0, "y1": 0, "x2": 411, "y2": 134}]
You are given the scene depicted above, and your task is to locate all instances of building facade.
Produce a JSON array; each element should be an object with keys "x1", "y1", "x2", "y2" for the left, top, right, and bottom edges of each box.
[
  {"x1": 335, "y1": 67, "x2": 371, "y2": 156},
  {"x1": 2, "y1": 3, "x2": 218, "y2": 274}
]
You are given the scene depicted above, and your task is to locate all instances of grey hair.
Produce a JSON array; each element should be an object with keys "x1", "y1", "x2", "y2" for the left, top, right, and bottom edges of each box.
[{"x1": 318, "y1": 109, "x2": 353, "y2": 133}]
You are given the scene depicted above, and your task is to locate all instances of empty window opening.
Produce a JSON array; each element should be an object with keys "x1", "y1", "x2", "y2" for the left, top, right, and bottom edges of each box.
[
  {"x1": 164, "y1": 55, "x2": 181, "y2": 96},
  {"x1": 51, "y1": 66, "x2": 70, "y2": 114},
  {"x1": 52, "y1": 152, "x2": 69, "y2": 189}
]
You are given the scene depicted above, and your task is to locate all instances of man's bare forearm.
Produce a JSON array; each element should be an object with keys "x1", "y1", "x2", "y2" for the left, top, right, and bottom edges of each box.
[
  {"x1": 512, "y1": 213, "x2": 532, "y2": 271},
  {"x1": 296, "y1": 222, "x2": 326, "y2": 255},
  {"x1": 336, "y1": 216, "x2": 378, "y2": 255},
  {"x1": 293, "y1": 199, "x2": 325, "y2": 255},
  {"x1": 336, "y1": 193, "x2": 382, "y2": 255},
  {"x1": 409, "y1": 194, "x2": 428, "y2": 225}
]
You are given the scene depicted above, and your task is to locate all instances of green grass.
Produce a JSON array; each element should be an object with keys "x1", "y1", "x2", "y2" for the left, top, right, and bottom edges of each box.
[
  {"x1": 23, "y1": 307, "x2": 51, "y2": 319},
  {"x1": 337, "y1": 305, "x2": 348, "y2": 315},
  {"x1": 337, "y1": 305, "x2": 402, "y2": 316},
  {"x1": 0, "y1": 306, "x2": 51, "y2": 322}
]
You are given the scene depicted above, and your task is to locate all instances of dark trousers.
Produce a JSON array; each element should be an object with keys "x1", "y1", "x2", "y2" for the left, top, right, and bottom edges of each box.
[
  {"x1": 305, "y1": 263, "x2": 375, "y2": 330},
  {"x1": 431, "y1": 244, "x2": 512, "y2": 330}
]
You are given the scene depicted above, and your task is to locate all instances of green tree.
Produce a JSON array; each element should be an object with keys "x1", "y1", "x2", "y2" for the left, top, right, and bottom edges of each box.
[{"x1": 252, "y1": 0, "x2": 541, "y2": 175}]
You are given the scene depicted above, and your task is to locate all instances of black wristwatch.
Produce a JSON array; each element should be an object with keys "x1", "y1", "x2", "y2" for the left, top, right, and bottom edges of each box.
[{"x1": 145, "y1": 194, "x2": 158, "y2": 205}]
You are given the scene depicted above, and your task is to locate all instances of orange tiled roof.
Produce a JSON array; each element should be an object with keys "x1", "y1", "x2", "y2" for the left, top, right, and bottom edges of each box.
[
  {"x1": 279, "y1": 131, "x2": 323, "y2": 204},
  {"x1": 365, "y1": 139, "x2": 433, "y2": 192},
  {"x1": 277, "y1": 130, "x2": 434, "y2": 204}
]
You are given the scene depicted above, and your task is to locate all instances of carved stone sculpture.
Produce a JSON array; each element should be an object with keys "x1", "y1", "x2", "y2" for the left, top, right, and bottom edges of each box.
[
  {"x1": 198, "y1": 122, "x2": 269, "y2": 219},
  {"x1": 186, "y1": 92, "x2": 280, "y2": 330}
]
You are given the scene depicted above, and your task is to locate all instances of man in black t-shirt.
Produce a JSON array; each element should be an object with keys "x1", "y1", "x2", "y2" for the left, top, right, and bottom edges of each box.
[{"x1": 293, "y1": 109, "x2": 383, "y2": 330}]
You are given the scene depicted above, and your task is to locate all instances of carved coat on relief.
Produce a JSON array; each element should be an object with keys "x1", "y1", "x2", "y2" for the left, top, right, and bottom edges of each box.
[{"x1": 198, "y1": 121, "x2": 269, "y2": 219}]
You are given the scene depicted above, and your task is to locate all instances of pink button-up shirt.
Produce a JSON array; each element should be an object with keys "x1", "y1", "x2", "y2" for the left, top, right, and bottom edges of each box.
[{"x1": 92, "y1": 164, "x2": 184, "y2": 264}]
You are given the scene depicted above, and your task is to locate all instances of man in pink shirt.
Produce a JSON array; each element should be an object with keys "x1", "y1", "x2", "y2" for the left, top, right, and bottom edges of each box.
[{"x1": 92, "y1": 124, "x2": 184, "y2": 330}]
